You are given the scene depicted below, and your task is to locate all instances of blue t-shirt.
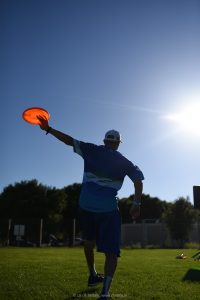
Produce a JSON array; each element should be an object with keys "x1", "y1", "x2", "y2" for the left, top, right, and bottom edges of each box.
[{"x1": 73, "y1": 139, "x2": 144, "y2": 212}]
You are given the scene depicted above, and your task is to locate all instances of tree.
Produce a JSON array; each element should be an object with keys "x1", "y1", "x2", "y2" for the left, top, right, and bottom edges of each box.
[
  {"x1": 0, "y1": 179, "x2": 47, "y2": 218},
  {"x1": 0, "y1": 180, "x2": 67, "y2": 243},
  {"x1": 140, "y1": 194, "x2": 169, "y2": 220},
  {"x1": 163, "y1": 197, "x2": 198, "y2": 248},
  {"x1": 63, "y1": 183, "x2": 81, "y2": 218},
  {"x1": 62, "y1": 183, "x2": 81, "y2": 243},
  {"x1": 0, "y1": 180, "x2": 66, "y2": 219},
  {"x1": 43, "y1": 187, "x2": 67, "y2": 238},
  {"x1": 118, "y1": 197, "x2": 133, "y2": 223}
]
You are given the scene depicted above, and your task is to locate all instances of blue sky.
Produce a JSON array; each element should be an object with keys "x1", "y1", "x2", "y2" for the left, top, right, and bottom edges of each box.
[{"x1": 1, "y1": 0, "x2": 200, "y2": 203}]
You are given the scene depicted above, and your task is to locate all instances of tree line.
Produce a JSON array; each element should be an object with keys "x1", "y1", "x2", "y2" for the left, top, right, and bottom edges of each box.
[{"x1": 0, "y1": 179, "x2": 199, "y2": 247}]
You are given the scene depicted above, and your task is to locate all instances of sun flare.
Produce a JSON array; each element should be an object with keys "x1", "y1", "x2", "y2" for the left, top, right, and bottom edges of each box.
[{"x1": 164, "y1": 103, "x2": 200, "y2": 136}]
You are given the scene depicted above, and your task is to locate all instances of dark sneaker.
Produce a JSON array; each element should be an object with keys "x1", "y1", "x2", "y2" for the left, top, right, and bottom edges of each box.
[{"x1": 88, "y1": 273, "x2": 104, "y2": 286}]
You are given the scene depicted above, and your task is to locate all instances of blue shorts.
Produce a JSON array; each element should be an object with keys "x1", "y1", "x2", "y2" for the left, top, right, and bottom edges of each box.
[{"x1": 79, "y1": 208, "x2": 121, "y2": 257}]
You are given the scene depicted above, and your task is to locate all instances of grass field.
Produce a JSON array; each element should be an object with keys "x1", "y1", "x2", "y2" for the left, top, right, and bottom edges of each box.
[{"x1": 0, "y1": 247, "x2": 199, "y2": 300}]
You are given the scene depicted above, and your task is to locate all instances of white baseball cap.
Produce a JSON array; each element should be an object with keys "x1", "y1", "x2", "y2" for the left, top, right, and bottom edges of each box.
[{"x1": 104, "y1": 130, "x2": 122, "y2": 143}]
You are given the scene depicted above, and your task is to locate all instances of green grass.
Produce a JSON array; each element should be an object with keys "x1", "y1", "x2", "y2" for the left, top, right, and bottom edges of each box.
[{"x1": 0, "y1": 247, "x2": 200, "y2": 300}]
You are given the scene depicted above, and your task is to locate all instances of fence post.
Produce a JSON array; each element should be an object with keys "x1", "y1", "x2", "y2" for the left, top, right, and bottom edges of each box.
[
  {"x1": 6, "y1": 219, "x2": 12, "y2": 246},
  {"x1": 39, "y1": 218, "x2": 43, "y2": 247},
  {"x1": 72, "y1": 219, "x2": 76, "y2": 247}
]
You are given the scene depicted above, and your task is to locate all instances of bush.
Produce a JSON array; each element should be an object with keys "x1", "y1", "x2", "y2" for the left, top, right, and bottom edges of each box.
[{"x1": 162, "y1": 197, "x2": 198, "y2": 248}]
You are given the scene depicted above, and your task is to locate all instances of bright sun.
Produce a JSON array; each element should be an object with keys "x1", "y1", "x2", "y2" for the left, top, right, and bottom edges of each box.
[{"x1": 164, "y1": 103, "x2": 200, "y2": 136}]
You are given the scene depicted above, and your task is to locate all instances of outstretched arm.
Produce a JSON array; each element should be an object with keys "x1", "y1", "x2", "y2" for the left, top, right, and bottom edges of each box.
[{"x1": 37, "y1": 116, "x2": 74, "y2": 146}]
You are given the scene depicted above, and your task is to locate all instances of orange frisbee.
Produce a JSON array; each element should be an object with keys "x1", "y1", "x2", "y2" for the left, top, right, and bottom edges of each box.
[{"x1": 22, "y1": 107, "x2": 50, "y2": 125}]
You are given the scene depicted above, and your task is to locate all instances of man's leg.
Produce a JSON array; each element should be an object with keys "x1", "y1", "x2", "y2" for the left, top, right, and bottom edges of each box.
[
  {"x1": 100, "y1": 253, "x2": 118, "y2": 297},
  {"x1": 96, "y1": 210, "x2": 121, "y2": 298},
  {"x1": 84, "y1": 240, "x2": 97, "y2": 276},
  {"x1": 84, "y1": 240, "x2": 104, "y2": 286},
  {"x1": 104, "y1": 253, "x2": 118, "y2": 276}
]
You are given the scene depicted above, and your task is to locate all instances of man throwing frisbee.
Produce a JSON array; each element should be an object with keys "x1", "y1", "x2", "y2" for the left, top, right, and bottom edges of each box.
[{"x1": 38, "y1": 117, "x2": 144, "y2": 300}]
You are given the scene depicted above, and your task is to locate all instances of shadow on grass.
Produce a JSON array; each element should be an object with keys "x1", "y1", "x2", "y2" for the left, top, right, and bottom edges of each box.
[
  {"x1": 66, "y1": 287, "x2": 99, "y2": 299},
  {"x1": 182, "y1": 268, "x2": 200, "y2": 282}
]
